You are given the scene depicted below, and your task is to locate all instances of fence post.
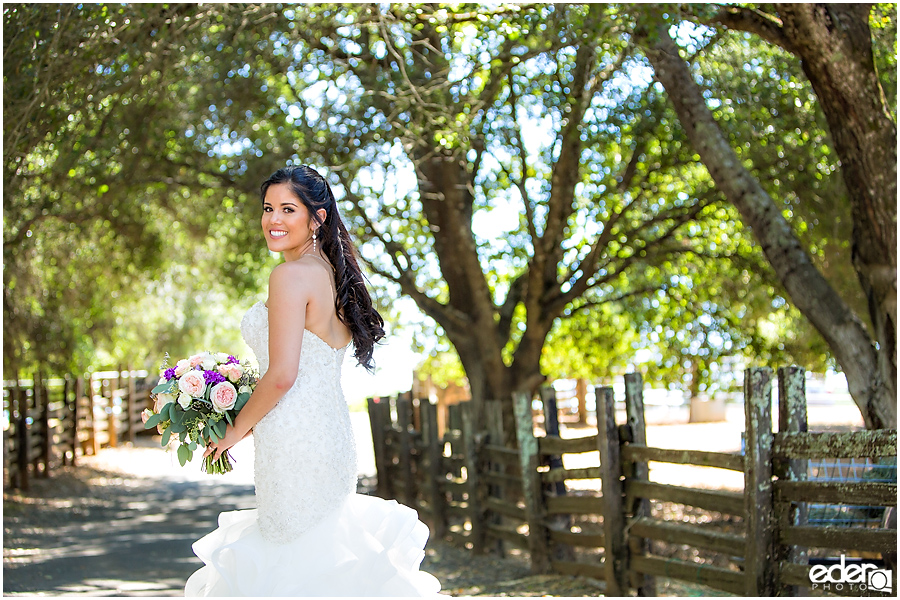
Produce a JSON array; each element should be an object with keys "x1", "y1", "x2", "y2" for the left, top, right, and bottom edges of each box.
[
  {"x1": 484, "y1": 398, "x2": 507, "y2": 556},
  {"x1": 89, "y1": 374, "x2": 100, "y2": 455},
  {"x1": 596, "y1": 386, "x2": 627, "y2": 596},
  {"x1": 744, "y1": 367, "x2": 777, "y2": 596},
  {"x1": 540, "y1": 387, "x2": 566, "y2": 496},
  {"x1": 420, "y1": 399, "x2": 447, "y2": 540},
  {"x1": 38, "y1": 370, "x2": 51, "y2": 478},
  {"x1": 575, "y1": 378, "x2": 588, "y2": 424},
  {"x1": 15, "y1": 373, "x2": 29, "y2": 490},
  {"x1": 623, "y1": 372, "x2": 656, "y2": 596},
  {"x1": 460, "y1": 400, "x2": 485, "y2": 553},
  {"x1": 126, "y1": 366, "x2": 136, "y2": 445},
  {"x1": 367, "y1": 397, "x2": 391, "y2": 499},
  {"x1": 31, "y1": 372, "x2": 42, "y2": 476},
  {"x1": 396, "y1": 392, "x2": 415, "y2": 507},
  {"x1": 775, "y1": 366, "x2": 808, "y2": 596},
  {"x1": 106, "y1": 377, "x2": 117, "y2": 448},
  {"x1": 512, "y1": 391, "x2": 551, "y2": 573},
  {"x1": 61, "y1": 375, "x2": 70, "y2": 466},
  {"x1": 540, "y1": 386, "x2": 575, "y2": 563}
]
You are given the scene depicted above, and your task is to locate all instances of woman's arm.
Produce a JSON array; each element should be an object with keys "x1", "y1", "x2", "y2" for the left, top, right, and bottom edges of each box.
[{"x1": 206, "y1": 261, "x2": 315, "y2": 460}]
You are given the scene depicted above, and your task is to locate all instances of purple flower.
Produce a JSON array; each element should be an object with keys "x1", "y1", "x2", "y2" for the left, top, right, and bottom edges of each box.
[
  {"x1": 203, "y1": 370, "x2": 226, "y2": 385},
  {"x1": 226, "y1": 355, "x2": 239, "y2": 364},
  {"x1": 164, "y1": 368, "x2": 176, "y2": 380}
]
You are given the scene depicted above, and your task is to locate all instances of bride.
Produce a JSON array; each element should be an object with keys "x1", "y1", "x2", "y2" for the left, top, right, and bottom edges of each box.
[{"x1": 185, "y1": 165, "x2": 441, "y2": 596}]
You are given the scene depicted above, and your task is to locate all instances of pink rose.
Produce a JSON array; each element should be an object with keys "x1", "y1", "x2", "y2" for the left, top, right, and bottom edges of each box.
[
  {"x1": 189, "y1": 354, "x2": 204, "y2": 368},
  {"x1": 210, "y1": 382, "x2": 238, "y2": 413},
  {"x1": 226, "y1": 364, "x2": 244, "y2": 382},
  {"x1": 217, "y1": 364, "x2": 243, "y2": 383},
  {"x1": 154, "y1": 392, "x2": 174, "y2": 412},
  {"x1": 178, "y1": 370, "x2": 206, "y2": 398},
  {"x1": 174, "y1": 359, "x2": 191, "y2": 377}
]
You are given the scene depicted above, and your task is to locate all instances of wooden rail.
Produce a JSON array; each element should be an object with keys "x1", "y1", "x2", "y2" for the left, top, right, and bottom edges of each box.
[
  {"x1": 621, "y1": 444, "x2": 743, "y2": 471},
  {"x1": 773, "y1": 430, "x2": 897, "y2": 458},
  {"x1": 625, "y1": 480, "x2": 746, "y2": 515}
]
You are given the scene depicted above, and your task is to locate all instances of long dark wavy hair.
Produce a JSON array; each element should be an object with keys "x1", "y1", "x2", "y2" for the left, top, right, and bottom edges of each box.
[{"x1": 260, "y1": 165, "x2": 385, "y2": 371}]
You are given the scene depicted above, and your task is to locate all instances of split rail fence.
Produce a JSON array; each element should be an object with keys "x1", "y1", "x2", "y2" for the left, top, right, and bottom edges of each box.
[
  {"x1": 3, "y1": 369, "x2": 154, "y2": 490},
  {"x1": 368, "y1": 366, "x2": 897, "y2": 596}
]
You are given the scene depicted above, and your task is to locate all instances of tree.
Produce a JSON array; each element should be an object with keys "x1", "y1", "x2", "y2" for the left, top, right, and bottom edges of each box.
[
  {"x1": 3, "y1": 4, "x2": 279, "y2": 375},
  {"x1": 634, "y1": 4, "x2": 896, "y2": 428},
  {"x1": 279, "y1": 3, "x2": 732, "y2": 427}
]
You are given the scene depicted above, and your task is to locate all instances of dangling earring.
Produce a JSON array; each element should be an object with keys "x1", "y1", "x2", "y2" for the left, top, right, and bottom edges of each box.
[{"x1": 312, "y1": 230, "x2": 317, "y2": 253}]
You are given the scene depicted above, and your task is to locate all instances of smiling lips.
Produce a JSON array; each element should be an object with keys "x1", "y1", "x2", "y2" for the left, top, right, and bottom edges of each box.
[{"x1": 270, "y1": 230, "x2": 288, "y2": 238}]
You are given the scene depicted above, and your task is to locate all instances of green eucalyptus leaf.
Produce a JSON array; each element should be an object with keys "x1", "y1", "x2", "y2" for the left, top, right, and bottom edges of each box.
[
  {"x1": 177, "y1": 443, "x2": 190, "y2": 467},
  {"x1": 152, "y1": 381, "x2": 174, "y2": 394},
  {"x1": 234, "y1": 392, "x2": 250, "y2": 411}
]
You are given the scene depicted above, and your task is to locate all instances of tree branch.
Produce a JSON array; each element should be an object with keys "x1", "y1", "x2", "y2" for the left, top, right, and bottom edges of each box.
[
  {"x1": 702, "y1": 5, "x2": 797, "y2": 54},
  {"x1": 497, "y1": 272, "x2": 527, "y2": 348},
  {"x1": 507, "y1": 70, "x2": 541, "y2": 253},
  {"x1": 336, "y1": 172, "x2": 470, "y2": 334}
]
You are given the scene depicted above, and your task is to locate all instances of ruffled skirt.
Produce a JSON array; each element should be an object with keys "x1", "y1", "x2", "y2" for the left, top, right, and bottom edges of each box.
[{"x1": 184, "y1": 494, "x2": 442, "y2": 597}]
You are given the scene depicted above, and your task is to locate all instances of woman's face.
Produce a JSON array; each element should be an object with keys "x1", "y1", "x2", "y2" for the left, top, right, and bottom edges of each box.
[{"x1": 261, "y1": 183, "x2": 315, "y2": 261}]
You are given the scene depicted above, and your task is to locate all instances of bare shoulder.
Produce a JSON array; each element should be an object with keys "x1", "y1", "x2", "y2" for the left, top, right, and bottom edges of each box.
[{"x1": 268, "y1": 261, "x2": 320, "y2": 300}]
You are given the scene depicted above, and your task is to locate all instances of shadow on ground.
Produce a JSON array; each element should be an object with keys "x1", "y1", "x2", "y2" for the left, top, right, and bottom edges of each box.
[{"x1": 4, "y1": 463, "x2": 256, "y2": 596}]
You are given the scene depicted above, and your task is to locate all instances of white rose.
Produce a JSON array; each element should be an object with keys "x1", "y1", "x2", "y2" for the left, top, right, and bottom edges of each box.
[
  {"x1": 239, "y1": 385, "x2": 251, "y2": 395},
  {"x1": 215, "y1": 352, "x2": 230, "y2": 363},
  {"x1": 178, "y1": 393, "x2": 192, "y2": 409},
  {"x1": 200, "y1": 354, "x2": 217, "y2": 370}
]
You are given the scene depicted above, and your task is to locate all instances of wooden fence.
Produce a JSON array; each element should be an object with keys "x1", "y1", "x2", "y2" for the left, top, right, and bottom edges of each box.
[
  {"x1": 368, "y1": 367, "x2": 897, "y2": 596},
  {"x1": 3, "y1": 369, "x2": 154, "y2": 490}
]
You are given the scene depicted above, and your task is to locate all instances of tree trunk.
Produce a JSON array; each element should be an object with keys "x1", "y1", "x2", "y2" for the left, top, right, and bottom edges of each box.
[
  {"x1": 637, "y1": 22, "x2": 896, "y2": 429},
  {"x1": 776, "y1": 3, "x2": 897, "y2": 426}
]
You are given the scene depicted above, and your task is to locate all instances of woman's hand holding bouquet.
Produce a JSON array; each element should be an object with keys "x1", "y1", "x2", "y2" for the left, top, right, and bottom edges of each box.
[{"x1": 143, "y1": 352, "x2": 258, "y2": 474}]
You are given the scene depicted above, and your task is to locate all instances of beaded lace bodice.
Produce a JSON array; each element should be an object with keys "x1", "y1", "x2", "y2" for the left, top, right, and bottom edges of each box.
[{"x1": 239, "y1": 301, "x2": 357, "y2": 544}]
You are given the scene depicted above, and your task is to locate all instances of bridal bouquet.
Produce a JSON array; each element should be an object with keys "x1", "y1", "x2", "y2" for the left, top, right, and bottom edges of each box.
[{"x1": 143, "y1": 352, "x2": 258, "y2": 474}]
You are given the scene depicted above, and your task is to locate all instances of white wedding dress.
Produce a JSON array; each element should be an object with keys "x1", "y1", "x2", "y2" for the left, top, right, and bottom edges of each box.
[{"x1": 184, "y1": 301, "x2": 441, "y2": 596}]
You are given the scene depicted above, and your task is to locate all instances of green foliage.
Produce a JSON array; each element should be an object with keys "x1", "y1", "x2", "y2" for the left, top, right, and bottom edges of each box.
[
  {"x1": 3, "y1": 4, "x2": 278, "y2": 377},
  {"x1": 541, "y1": 303, "x2": 638, "y2": 381},
  {"x1": 4, "y1": 3, "x2": 888, "y2": 400}
]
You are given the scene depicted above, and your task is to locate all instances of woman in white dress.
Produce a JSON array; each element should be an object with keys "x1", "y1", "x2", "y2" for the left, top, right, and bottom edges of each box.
[{"x1": 184, "y1": 165, "x2": 441, "y2": 596}]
